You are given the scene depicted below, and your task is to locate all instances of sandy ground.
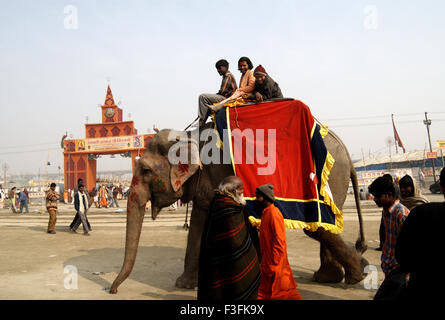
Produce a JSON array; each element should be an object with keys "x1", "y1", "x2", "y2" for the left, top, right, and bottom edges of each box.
[{"x1": 0, "y1": 193, "x2": 443, "y2": 300}]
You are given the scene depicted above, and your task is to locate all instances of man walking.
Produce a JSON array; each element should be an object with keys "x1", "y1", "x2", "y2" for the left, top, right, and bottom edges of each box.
[
  {"x1": 0, "y1": 185, "x2": 5, "y2": 209},
  {"x1": 398, "y1": 174, "x2": 428, "y2": 210},
  {"x1": 70, "y1": 179, "x2": 91, "y2": 231},
  {"x1": 18, "y1": 188, "x2": 29, "y2": 213},
  {"x1": 395, "y1": 167, "x2": 445, "y2": 301},
  {"x1": 368, "y1": 176, "x2": 410, "y2": 300},
  {"x1": 197, "y1": 59, "x2": 237, "y2": 127},
  {"x1": 8, "y1": 187, "x2": 17, "y2": 213},
  {"x1": 198, "y1": 176, "x2": 260, "y2": 300},
  {"x1": 255, "y1": 184, "x2": 302, "y2": 300},
  {"x1": 112, "y1": 185, "x2": 119, "y2": 207},
  {"x1": 46, "y1": 183, "x2": 60, "y2": 234},
  {"x1": 70, "y1": 185, "x2": 91, "y2": 236}
]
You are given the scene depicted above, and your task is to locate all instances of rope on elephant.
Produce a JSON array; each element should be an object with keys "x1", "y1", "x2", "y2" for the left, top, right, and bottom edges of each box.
[{"x1": 184, "y1": 116, "x2": 199, "y2": 131}]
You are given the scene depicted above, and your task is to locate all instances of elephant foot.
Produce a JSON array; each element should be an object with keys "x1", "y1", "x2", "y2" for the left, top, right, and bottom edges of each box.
[
  {"x1": 313, "y1": 261, "x2": 344, "y2": 283},
  {"x1": 344, "y1": 259, "x2": 366, "y2": 285},
  {"x1": 175, "y1": 273, "x2": 197, "y2": 289}
]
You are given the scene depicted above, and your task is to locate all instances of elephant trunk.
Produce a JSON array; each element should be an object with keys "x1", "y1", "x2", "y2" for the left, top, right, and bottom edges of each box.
[{"x1": 110, "y1": 197, "x2": 146, "y2": 294}]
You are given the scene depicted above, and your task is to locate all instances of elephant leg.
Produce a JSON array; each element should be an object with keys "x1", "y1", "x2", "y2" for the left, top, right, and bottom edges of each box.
[
  {"x1": 314, "y1": 242, "x2": 345, "y2": 283},
  {"x1": 175, "y1": 205, "x2": 207, "y2": 289},
  {"x1": 305, "y1": 228, "x2": 364, "y2": 284},
  {"x1": 305, "y1": 230, "x2": 344, "y2": 283}
]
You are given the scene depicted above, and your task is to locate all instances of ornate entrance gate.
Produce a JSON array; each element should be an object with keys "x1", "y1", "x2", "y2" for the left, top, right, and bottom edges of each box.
[{"x1": 63, "y1": 85, "x2": 154, "y2": 193}]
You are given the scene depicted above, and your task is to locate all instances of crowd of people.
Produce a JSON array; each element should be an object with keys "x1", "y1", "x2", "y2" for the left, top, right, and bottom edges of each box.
[
  {"x1": 3, "y1": 165, "x2": 444, "y2": 300},
  {"x1": 88, "y1": 183, "x2": 123, "y2": 209},
  {"x1": 44, "y1": 179, "x2": 126, "y2": 236},
  {"x1": 368, "y1": 167, "x2": 445, "y2": 300},
  {"x1": 196, "y1": 167, "x2": 445, "y2": 301},
  {"x1": 0, "y1": 185, "x2": 30, "y2": 214},
  {"x1": 196, "y1": 56, "x2": 283, "y2": 127}
]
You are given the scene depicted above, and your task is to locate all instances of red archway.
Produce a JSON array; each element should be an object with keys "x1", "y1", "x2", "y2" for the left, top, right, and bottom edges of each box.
[{"x1": 63, "y1": 85, "x2": 153, "y2": 194}]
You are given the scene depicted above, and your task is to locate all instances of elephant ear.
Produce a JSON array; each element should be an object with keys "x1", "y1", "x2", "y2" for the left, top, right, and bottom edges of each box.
[{"x1": 169, "y1": 139, "x2": 202, "y2": 192}]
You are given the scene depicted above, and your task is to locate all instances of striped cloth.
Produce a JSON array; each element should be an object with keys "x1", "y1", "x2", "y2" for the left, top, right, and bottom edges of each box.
[
  {"x1": 198, "y1": 191, "x2": 261, "y2": 300},
  {"x1": 381, "y1": 200, "x2": 410, "y2": 275}
]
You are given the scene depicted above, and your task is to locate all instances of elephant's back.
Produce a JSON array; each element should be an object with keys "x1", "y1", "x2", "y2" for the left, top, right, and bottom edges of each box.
[{"x1": 323, "y1": 130, "x2": 353, "y2": 211}]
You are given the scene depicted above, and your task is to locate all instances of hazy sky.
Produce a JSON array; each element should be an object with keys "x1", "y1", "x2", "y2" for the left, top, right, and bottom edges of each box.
[{"x1": 1, "y1": 0, "x2": 444, "y2": 175}]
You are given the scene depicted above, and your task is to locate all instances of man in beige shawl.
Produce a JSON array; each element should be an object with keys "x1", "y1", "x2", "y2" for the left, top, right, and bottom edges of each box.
[{"x1": 399, "y1": 174, "x2": 429, "y2": 210}]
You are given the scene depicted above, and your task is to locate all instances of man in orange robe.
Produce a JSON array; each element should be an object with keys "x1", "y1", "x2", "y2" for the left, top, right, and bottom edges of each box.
[{"x1": 255, "y1": 184, "x2": 302, "y2": 300}]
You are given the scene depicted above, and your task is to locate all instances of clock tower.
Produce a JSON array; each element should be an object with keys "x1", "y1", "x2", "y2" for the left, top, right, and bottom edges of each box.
[{"x1": 101, "y1": 85, "x2": 123, "y2": 123}]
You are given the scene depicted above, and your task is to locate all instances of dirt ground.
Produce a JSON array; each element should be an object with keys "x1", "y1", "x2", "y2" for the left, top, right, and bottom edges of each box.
[{"x1": 0, "y1": 193, "x2": 442, "y2": 300}]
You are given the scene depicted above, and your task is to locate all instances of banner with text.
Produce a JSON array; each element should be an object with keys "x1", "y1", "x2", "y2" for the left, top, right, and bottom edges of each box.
[{"x1": 75, "y1": 135, "x2": 145, "y2": 152}]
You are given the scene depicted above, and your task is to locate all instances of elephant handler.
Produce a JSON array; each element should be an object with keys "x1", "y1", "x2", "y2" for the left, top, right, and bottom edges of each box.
[
  {"x1": 198, "y1": 176, "x2": 261, "y2": 300},
  {"x1": 254, "y1": 184, "x2": 303, "y2": 300},
  {"x1": 368, "y1": 176, "x2": 410, "y2": 300},
  {"x1": 45, "y1": 183, "x2": 61, "y2": 234}
]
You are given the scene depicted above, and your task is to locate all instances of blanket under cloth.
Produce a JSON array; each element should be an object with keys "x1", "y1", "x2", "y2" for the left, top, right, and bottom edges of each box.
[{"x1": 213, "y1": 99, "x2": 343, "y2": 234}]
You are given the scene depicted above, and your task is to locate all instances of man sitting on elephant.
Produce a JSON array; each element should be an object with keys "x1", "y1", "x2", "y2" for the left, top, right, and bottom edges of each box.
[
  {"x1": 198, "y1": 176, "x2": 261, "y2": 300},
  {"x1": 249, "y1": 64, "x2": 283, "y2": 102},
  {"x1": 197, "y1": 59, "x2": 238, "y2": 127}
]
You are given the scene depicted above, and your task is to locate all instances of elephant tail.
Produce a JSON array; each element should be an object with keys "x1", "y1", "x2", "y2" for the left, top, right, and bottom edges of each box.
[{"x1": 351, "y1": 167, "x2": 367, "y2": 254}]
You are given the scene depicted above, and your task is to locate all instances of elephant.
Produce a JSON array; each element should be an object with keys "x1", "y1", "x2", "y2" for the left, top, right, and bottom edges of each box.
[{"x1": 109, "y1": 121, "x2": 368, "y2": 294}]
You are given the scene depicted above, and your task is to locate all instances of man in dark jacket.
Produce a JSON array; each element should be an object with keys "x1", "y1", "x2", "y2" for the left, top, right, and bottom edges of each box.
[
  {"x1": 251, "y1": 64, "x2": 283, "y2": 102},
  {"x1": 70, "y1": 185, "x2": 91, "y2": 235},
  {"x1": 70, "y1": 179, "x2": 91, "y2": 231},
  {"x1": 395, "y1": 167, "x2": 445, "y2": 300}
]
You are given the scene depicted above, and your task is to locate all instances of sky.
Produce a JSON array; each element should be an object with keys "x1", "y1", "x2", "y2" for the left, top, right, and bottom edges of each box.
[{"x1": 1, "y1": 0, "x2": 444, "y2": 175}]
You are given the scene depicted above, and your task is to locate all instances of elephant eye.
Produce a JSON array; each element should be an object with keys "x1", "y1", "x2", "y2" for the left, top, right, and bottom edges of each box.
[{"x1": 141, "y1": 168, "x2": 152, "y2": 175}]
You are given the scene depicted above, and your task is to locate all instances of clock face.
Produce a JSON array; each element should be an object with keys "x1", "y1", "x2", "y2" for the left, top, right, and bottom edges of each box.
[{"x1": 105, "y1": 107, "x2": 115, "y2": 118}]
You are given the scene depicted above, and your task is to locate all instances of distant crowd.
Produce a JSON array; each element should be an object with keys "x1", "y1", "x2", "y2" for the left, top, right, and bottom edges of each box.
[{"x1": 0, "y1": 185, "x2": 31, "y2": 213}]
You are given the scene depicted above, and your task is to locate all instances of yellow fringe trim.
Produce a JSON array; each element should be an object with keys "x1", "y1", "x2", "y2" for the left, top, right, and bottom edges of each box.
[
  {"x1": 225, "y1": 98, "x2": 246, "y2": 108},
  {"x1": 318, "y1": 151, "x2": 344, "y2": 233},
  {"x1": 211, "y1": 113, "x2": 224, "y2": 150},
  {"x1": 249, "y1": 215, "x2": 343, "y2": 233},
  {"x1": 319, "y1": 124, "x2": 329, "y2": 139}
]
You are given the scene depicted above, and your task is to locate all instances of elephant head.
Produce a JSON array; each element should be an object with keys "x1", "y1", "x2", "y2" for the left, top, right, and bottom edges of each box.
[{"x1": 110, "y1": 129, "x2": 201, "y2": 293}]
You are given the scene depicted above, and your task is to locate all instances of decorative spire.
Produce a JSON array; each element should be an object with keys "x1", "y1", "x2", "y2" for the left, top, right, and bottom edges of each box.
[{"x1": 104, "y1": 84, "x2": 116, "y2": 106}]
